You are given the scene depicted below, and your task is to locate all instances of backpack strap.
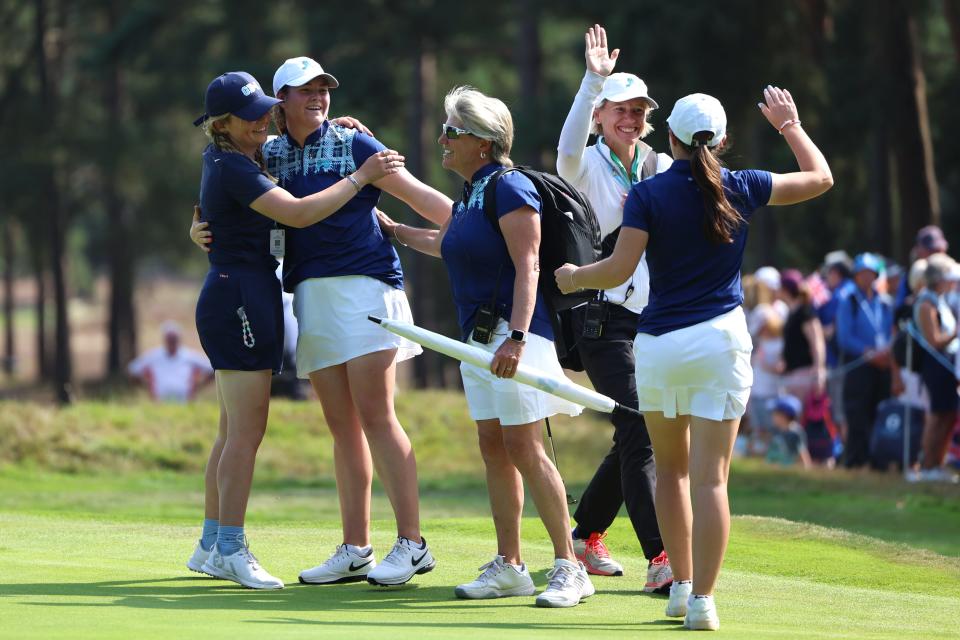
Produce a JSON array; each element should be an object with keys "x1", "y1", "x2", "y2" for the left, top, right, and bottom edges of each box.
[{"x1": 482, "y1": 167, "x2": 516, "y2": 237}]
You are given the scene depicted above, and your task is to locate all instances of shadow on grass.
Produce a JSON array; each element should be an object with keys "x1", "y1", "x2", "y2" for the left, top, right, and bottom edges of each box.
[{"x1": 0, "y1": 576, "x2": 676, "y2": 633}]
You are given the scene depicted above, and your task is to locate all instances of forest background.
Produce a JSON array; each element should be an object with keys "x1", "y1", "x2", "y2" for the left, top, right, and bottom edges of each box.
[{"x1": 2, "y1": 0, "x2": 959, "y2": 400}]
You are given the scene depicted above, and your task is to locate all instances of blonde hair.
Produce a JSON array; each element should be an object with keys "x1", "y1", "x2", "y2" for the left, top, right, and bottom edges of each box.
[
  {"x1": 202, "y1": 113, "x2": 274, "y2": 180},
  {"x1": 908, "y1": 258, "x2": 928, "y2": 293},
  {"x1": 444, "y1": 86, "x2": 514, "y2": 167},
  {"x1": 590, "y1": 100, "x2": 655, "y2": 137}
]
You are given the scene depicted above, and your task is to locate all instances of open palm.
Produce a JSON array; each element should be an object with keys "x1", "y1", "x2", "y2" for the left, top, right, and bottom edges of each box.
[{"x1": 585, "y1": 24, "x2": 619, "y2": 77}]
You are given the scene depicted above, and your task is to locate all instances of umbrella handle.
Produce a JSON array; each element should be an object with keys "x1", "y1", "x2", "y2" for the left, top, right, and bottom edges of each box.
[{"x1": 611, "y1": 403, "x2": 643, "y2": 420}]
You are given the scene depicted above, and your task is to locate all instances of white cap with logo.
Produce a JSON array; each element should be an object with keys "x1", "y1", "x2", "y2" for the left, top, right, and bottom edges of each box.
[
  {"x1": 272, "y1": 56, "x2": 340, "y2": 97},
  {"x1": 595, "y1": 73, "x2": 658, "y2": 109},
  {"x1": 666, "y1": 93, "x2": 726, "y2": 147}
]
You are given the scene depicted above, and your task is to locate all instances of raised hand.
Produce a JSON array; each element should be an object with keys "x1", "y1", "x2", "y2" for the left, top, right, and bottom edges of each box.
[
  {"x1": 354, "y1": 149, "x2": 405, "y2": 186},
  {"x1": 585, "y1": 23, "x2": 619, "y2": 77},
  {"x1": 330, "y1": 115, "x2": 373, "y2": 136},
  {"x1": 758, "y1": 85, "x2": 801, "y2": 133}
]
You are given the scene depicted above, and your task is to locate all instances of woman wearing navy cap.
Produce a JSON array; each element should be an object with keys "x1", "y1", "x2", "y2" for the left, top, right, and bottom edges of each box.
[
  {"x1": 377, "y1": 86, "x2": 592, "y2": 608},
  {"x1": 556, "y1": 87, "x2": 833, "y2": 629},
  {"x1": 186, "y1": 71, "x2": 403, "y2": 590}
]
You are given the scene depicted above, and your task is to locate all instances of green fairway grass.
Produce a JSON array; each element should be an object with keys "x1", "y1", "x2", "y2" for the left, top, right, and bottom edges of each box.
[{"x1": 1, "y1": 397, "x2": 959, "y2": 638}]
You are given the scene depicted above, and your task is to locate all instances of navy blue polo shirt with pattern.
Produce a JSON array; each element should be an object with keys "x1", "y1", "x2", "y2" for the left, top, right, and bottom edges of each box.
[
  {"x1": 622, "y1": 159, "x2": 772, "y2": 336},
  {"x1": 199, "y1": 145, "x2": 278, "y2": 268},
  {"x1": 262, "y1": 121, "x2": 402, "y2": 293},
  {"x1": 440, "y1": 163, "x2": 553, "y2": 341}
]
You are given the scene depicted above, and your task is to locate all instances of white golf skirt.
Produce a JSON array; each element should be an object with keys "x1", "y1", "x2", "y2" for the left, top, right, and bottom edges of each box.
[
  {"x1": 633, "y1": 307, "x2": 753, "y2": 421},
  {"x1": 293, "y1": 275, "x2": 422, "y2": 378},
  {"x1": 460, "y1": 319, "x2": 584, "y2": 426}
]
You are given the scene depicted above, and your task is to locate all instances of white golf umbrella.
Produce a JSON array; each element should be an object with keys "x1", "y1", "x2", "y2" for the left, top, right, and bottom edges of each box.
[{"x1": 369, "y1": 316, "x2": 641, "y2": 420}]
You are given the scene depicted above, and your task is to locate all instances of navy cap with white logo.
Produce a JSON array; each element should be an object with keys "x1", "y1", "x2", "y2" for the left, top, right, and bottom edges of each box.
[{"x1": 193, "y1": 71, "x2": 283, "y2": 127}]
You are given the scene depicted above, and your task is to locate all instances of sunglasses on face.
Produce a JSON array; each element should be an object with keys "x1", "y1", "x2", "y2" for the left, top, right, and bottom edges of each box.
[{"x1": 441, "y1": 123, "x2": 475, "y2": 139}]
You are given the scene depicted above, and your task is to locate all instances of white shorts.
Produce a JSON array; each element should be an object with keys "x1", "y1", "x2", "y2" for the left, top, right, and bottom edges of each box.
[
  {"x1": 634, "y1": 307, "x2": 753, "y2": 421},
  {"x1": 293, "y1": 275, "x2": 422, "y2": 378},
  {"x1": 460, "y1": 319, "x2": 584, "y2": 426}
]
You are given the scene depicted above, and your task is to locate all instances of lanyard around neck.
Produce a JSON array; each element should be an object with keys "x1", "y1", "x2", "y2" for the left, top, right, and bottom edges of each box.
[{"x1": 599, "y1": 137, "x2": 640, "y2": 190}]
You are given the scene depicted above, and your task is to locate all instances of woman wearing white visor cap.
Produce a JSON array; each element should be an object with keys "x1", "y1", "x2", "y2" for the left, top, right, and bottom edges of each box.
[
  {"x1": 556, "y1": 86, "x2": 833, "y2": 629},
  {"x1": 555, "y1": 23, "x2": 673, "y2": 592}
]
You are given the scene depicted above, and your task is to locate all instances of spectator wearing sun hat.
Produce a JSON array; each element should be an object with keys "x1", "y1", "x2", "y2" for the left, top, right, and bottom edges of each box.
[
  {"x1": 765, "y1": 395, "x2": 812, "y2": 469},
  {"x1": 836, "y1": 252, "x2": 894, "y2": 468},
  {"x1": 895, "y1": 225, "x2": 949, "y2": 309}
]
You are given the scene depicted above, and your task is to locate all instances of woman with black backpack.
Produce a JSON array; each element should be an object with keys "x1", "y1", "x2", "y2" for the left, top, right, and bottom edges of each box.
[{"x1": 378, "y1": 85, "x2": 593, "y2": 608}]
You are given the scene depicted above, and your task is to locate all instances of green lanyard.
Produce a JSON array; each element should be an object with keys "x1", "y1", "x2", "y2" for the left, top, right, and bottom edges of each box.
[{"x1": 599, "y1": 136, "x2": 641, "y2": 190}]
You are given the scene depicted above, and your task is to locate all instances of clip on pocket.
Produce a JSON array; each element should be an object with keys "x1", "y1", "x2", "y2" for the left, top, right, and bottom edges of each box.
[{"x1": 237, "y1": 306, "x2": 256, "y2": 348}]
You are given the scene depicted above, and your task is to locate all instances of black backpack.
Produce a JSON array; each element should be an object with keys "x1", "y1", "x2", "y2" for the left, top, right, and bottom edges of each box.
[{"x1": 482, "y1": 166, "x2": 602, "y2": 312}]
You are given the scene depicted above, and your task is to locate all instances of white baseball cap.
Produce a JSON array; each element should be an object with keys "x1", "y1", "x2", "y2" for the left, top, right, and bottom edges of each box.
[
  {"x1": 754, "y1": 266, "x2": 781, "y2": 290},
  {"x1": 272, "y1": 56, "x2": 339, "y2": 96},
  {"x1": 666, "y1": 93, "x2": 726, "y2": 147},
  {"x1": 595, "y1": 73, "x2": 658, "y2": 109}
]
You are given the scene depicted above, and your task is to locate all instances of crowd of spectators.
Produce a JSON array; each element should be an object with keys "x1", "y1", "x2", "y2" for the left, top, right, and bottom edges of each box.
[{"x1": 738, "y1": 226, "x2": 960, "y2": 482}]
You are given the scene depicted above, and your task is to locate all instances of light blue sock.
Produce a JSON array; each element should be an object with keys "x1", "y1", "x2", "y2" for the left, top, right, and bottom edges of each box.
[
  {"x1": 217, "y1": 525, "x2": 245, "y2": 556},
  {"x1": 200, "y1": 519, "x2": 219, "y2": 551}
]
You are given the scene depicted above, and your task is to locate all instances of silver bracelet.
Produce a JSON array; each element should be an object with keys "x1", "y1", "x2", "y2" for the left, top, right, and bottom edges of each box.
[
  {"x1": 394, "y1": 224, "x2": 409, "y2": 247},
  {"x1": 346, "y1": 174, "x2": 362, "y2": 192}
]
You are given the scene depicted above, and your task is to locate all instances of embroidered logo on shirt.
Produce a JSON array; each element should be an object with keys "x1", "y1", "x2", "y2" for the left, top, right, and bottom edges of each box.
[{"x1": 264, "y1": 124, "x2": 358, "y2": 184}]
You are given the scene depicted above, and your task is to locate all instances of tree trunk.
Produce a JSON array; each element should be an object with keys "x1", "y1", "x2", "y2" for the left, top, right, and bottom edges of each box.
[
  {"x1": 946, "y1": 0, "x2": 960, "y2": 63},
  {"x1": 409, "y1": 38, "x2": 442, "y2": 388},
  {"x1": 36, "y1": 0, "x2": 72, "y2": 403},
  {"x1": 884, "y1": 1, "x2": 940, "y2": 258},
  {"x1": 32, "y1": 250, "x2": 48, "y2": 381},
  {"x1": 2, "y1": 221, "x2": 14, "y2": 376},
  {"x1": 514, "y1": 0, "x2": 543, "y2": 166},
  {"x1": 104, "y1": 4, "x2": 136, "y2": 377}
]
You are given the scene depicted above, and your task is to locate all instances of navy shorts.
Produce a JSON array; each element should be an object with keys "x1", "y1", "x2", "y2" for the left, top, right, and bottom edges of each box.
[
  {"x1": 196, "y1": 263, "x2": 284, "y2": 372},
  {"x1": 920, "y1": 353, "x2": 958, "y2": 414}
]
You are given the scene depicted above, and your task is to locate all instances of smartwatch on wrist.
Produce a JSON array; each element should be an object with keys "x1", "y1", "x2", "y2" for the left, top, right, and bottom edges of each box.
[{"x1": 508, "y1": 329, "x2": 527, "y2": 343}]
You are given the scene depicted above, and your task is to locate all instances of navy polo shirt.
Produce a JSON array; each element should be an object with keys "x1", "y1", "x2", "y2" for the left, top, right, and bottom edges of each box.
[
  {"x1": 440, "y1": 163, "x2": 553, "y2": 341},
  {"x1": 198, "y1": 145, "x2": 278, "y2": 268},
  {"x1": 263, "y1": 121, "x2": 402, "y2": 293},
  {"x1": 622, "y1": 159, "x2": 772, "y2": 336}
]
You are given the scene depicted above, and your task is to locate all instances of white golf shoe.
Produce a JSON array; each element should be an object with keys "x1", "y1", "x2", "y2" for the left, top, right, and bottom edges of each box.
[
  {"x1": 684, "y1": 594, "x2": 720, "y2": 631},
  {"x1": 454, "y1": 555, "x2": 536, "y2": 599},
  {"x1": 201, "y1": 543, "x2": 283, "y2": 590},
  {"x1": 366, "y1": 536, "x2": 436, "y2": 586},
  {"x1": 666, "y1": 580, "x2": 692, "y2": 617},
  {"x1": 186, "y1": 541, "x2": 216, "y2": 576},
  {"x1": 534, "y1": 559, "x2": 595, "y2": 608},
  {"x1": 299, "y1": 544, "x2": 377, "y2": 585}
]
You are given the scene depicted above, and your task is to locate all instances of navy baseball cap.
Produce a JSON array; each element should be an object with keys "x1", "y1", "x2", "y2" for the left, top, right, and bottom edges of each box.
[
  {"x1": 767, "y1": 395, "x2": 802, "y2": 421},
  {"x1": 193, "y1": 71, "x2": 282, "y2": 127}
]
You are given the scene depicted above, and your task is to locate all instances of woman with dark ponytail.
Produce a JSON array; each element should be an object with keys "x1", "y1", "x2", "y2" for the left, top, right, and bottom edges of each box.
[{"x1": 556, "y1": 87, "x2": 832, "y2": 630}]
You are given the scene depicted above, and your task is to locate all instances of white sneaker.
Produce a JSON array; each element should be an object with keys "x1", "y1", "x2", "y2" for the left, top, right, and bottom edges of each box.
[
  {"x1": 366, "y1": 536, "x2": 435, "y2": 586},
  {"x1": 684, "y1": 594, "x2": 720, "y2": 631},
  {"x1": 202, "y1": 543, "x2": 284, "y2": 590},
  {"x1": 573, "y1": 531, "x2": 624, "y2": 576},
  {"x1": 187, "y1": 541, "x2": 216, "y2": 576},
  {"x1": 535, "y1": 559, "x2": 595, "y2": 608},
  {"x1": 644, "y1": 550, "x2": 673, "y2": 593},
  {"x1": 199, "y1": 545, "x2": 229, "y2": 580},
  {"x1": 299, "y1": 544, "x2": 377, "y2": 585},
  {"x1": 454, "y1": 555, "x2": 536, "y2": 599},
  {"x1": 665, "y1": 581, "x2": 692, "y2": 617}
]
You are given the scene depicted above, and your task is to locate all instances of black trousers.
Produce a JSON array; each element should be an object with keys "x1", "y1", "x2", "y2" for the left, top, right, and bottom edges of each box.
[
  {"x1": 841, "y1": 360, "x2": 890, "y2": 468},
  {"x1": 571, "y1": 303, "x2": 663, "y2": 560}
]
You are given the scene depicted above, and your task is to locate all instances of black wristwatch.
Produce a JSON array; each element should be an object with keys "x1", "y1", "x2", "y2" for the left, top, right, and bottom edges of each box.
[{"x1": 508, "y1": 329, "x2": 527, "y2": 343}]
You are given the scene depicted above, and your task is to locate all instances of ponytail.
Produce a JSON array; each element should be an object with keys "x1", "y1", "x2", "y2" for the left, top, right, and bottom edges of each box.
[{"x1": 687, "y1": 131, "x2": 743, "y2": 244}]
